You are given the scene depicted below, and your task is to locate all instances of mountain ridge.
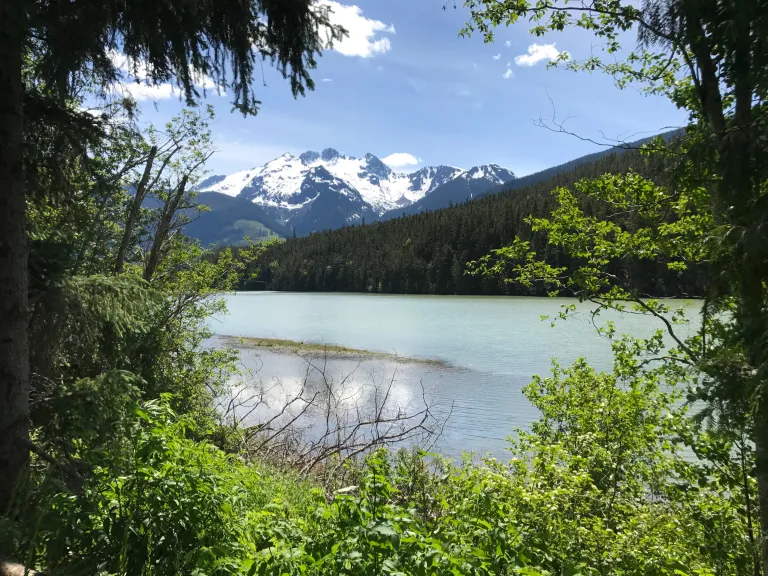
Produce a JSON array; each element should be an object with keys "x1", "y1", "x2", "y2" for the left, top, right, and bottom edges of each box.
[
  {"x1": 195, "y1": 148, "x2": 514, "y2": 236},
  {"x1": 184, "y1": 131, "x2": 682, "y2": 246}
]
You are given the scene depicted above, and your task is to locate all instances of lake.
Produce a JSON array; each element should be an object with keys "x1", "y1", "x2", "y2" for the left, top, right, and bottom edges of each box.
[{"x1": 210, "y1": 292, "x2": 700, "y2": 459}]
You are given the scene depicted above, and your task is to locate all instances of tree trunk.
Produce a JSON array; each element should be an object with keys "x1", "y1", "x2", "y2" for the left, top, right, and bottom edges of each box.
[
  {"x1": 0, "y1": 0, "x2": 30, "y2": 513},
  {"x1": 143, "y1": 175, "x2": 187, "y2": 282},
  {"x1": 738, "y1": 250, "x2": 768, "y2": 575},
  {"x1": 114, "y1": 145, "x2": 157, "y2": 274},
  {"x1": 701, "y1": 11, "x2": 768, "y2": 560},
  {"x1": 753, "y1": 404, "x2": 768, "y2": 575}
]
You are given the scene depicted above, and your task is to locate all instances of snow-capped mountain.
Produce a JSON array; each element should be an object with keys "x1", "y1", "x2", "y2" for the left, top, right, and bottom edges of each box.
[
  {"x1": 381, "y1": 163, "x2": 517, "y2": 219},
  {"x1": 199, "y1": 148, "x2": 464, "y2": 214},
  {"x1": 196, "y1": 148, "x2": 514, "y2": 235}
]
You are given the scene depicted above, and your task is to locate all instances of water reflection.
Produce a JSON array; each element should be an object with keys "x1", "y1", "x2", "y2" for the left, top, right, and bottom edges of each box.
[{"x1": 211, "y1": 293, "x2": 702, "y2": 459}]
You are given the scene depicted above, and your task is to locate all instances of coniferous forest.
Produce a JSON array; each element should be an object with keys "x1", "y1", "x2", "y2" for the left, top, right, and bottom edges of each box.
[{"x1": 243, "y1": 147, "x2": 705, "y2": 297}]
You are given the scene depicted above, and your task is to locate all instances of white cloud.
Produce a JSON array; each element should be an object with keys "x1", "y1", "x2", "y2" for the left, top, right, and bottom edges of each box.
[
  {"x1": 321, "y1": 78, "x2": 333, "y2": 82},
  {"x1": 505, "y1": 40, "x2": 512, "y2": 47},
  {"x1": 115, "y1": 82, "x2": 178, "y2": 100},
  {"x1": 195, "y1": 74, "x2": 219, "y2": 90},
  {"x1": 108, "y1": 50, "x2": 223, "y2": 101},
  {"x1": 381, "y1": 152, "x2": 421, "y2": 168},
  {"x1": 78, "y1": 106, "x2": 106, "y2": 117},
  {"x1": 502, "y1": 68, "x2": 515, "y2": 79},
  {"x1": 319, "y1": 1, "x2": 395, "y2": 58},
  {"x1": 108, "y1": 51, "x2": 148, "y2": 80},
  {"x1": 514, "y1": 43, "x2": 561, "y2": 66},
  {"x1": 493, "y1": 53, "x2": 501, "y2": 60}
]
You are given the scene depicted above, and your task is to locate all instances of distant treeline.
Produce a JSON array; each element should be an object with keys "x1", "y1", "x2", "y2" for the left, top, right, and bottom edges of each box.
[{"x1": 238, "y1": 148, "x2": 706, "y2": 297}]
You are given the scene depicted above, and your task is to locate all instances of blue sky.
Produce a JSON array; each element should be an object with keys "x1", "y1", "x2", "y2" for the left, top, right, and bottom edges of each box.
[{"x1": 117, "y1": 0, "x2": 688, "y2": 177}]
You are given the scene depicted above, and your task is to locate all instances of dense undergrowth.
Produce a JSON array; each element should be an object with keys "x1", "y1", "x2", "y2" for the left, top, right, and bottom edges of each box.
[{"x1": 1, "y1": 310, "x2": 758, "y2": 574}]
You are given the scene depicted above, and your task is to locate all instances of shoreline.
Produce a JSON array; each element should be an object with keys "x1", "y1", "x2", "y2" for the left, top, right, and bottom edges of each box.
[
  {"x1": 217, "y1": 335, "x2": 449, "y2": 367},
  {"x1": 226, "y1": 290, "x2": 703, "y2": 302}
]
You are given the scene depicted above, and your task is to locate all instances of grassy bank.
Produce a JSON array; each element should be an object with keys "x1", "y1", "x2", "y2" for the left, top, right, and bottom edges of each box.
[{"x1": 219, "y1": 335, "x2": 448, "y2": 366}]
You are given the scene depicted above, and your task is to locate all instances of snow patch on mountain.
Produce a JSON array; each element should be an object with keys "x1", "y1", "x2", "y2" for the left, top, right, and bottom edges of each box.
[
  {"x1": 407, "y1": 165, "x2": 464, "y2": 198},
  {"x1": 460, "y1": 164, "x2": 515, "y2": 184},
  {"x1": 200, "y1": 169, "x2": 258, "y2": 197}
]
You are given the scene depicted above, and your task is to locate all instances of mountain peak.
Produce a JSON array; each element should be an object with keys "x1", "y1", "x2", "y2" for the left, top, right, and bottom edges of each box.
[
  {"x1": 299, "y1": 150, "x2": 320, "y2": 165},
  {"x1": 321, "y1": 148, "x2": 342, "y2": 161},
  {"x1": 195, "y1": 148, "x2": 517, "y2": 231},
  {"x1": 300, "y1": 148, "x2": 345, "y2": 164},
  {"x1": 407, "y1": 165, "x2": 464, "y2": 195},
  {"x1": 463, "y1": 164, "x2": 515, "y2": 184},
  {"x1": 363, "y1": 153, "x2": 392, "y2": 179}
]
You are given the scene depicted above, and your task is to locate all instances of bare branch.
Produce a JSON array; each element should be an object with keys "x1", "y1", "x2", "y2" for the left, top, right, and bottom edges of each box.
[{"x1": 221, "y1": 351, "x2": 445, "y2": 483}]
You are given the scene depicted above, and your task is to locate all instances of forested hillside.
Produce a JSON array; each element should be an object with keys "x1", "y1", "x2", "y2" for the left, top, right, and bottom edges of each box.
[
  {"x1": 184, "y1": 192, "x2": 284, "y2": 246},
  {"x1": 244, "y1": 145, "x2": 705, "y2": 297},
  {"x1": 379, "y1": 131, "x2": 683, "y2": 219}
]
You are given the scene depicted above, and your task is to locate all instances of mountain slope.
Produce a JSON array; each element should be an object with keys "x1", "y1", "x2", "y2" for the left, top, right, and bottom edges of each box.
[
  {"x1": 188, "y1": 134, "x2": 681, "y2": 246},
  {"x1": 475, "y1": 130, "x2": 686, "y2": 202},
  {"x1": 284, "y1": 167, "x2": 378, "y2": 236},
  {"x1": 382, "y1": 131, "x2": 685, "y2": 220},
  {"x1": 200, "y1": 148, "x2": 461, "y2": 215},
  {"x1": 181, "y1": 192, "x2": 284, "y2": 247}
]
